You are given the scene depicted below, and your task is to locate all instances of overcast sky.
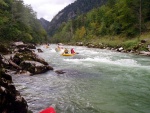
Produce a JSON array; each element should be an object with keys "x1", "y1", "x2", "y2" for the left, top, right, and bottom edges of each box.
[{"x1": 23, "y1": 0, "x2": 76, "y2": 21}]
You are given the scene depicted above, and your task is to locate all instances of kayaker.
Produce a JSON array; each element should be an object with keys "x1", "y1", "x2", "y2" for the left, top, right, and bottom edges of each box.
[
  {"x1": 57, "y1": 44, "x2": 63, "y2": 49},
  {"x1": 64, "y1": 48, "x2": 69, "y2": 54},
  {"x1": 71, "y1": 48, "x2": 76, "y2": 54},
  {"x1": 57, "y1": 44, "x2": 60, "y2": 49}
]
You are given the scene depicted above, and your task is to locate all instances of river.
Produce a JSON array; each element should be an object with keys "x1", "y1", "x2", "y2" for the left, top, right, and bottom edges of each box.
[{"x1": 12, "y1": 44, "x2": 150, "y2": 113}]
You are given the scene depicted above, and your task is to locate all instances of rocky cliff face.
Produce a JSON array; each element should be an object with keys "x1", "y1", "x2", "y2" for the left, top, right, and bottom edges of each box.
[{"x1": 39, "y1": 18, "x2": 50, "y2": 32}]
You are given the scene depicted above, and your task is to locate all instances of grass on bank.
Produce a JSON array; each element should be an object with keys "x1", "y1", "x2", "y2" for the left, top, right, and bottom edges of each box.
[{"x1": 78, "y1": 32, "x2": 150, "y2": 51}]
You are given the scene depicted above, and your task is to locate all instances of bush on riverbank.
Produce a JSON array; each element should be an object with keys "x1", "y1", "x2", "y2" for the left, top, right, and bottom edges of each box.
[{"x1": 68, "y1": 32, "x2": 150, "y2": 53}]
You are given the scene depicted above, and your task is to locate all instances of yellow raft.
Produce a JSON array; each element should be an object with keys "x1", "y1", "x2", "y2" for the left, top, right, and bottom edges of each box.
[{"x1": 61, "y1": 53, "x2": 76, "y2": 56}]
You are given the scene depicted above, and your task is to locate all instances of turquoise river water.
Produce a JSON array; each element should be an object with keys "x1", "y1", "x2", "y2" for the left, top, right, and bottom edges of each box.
[{"x1": 12, "y1": 44, "x2": 150, "y2": 113}]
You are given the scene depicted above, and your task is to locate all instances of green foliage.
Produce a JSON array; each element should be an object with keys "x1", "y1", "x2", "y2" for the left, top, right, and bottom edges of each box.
[
  {"x1": 0, "y1": 0, "x2": 47, "y2": 43},
  {"x1": 22, "y1": 33, "x2": 33, "y2": 42},
  {"x1": 51, "y1": 0, "x2": 150, "y2": 44},
  {"x1": 75, "y1": 26, "x2": 86, "y2": 40},
  {"x1": 0, "y1": 0, "x2": 8, "y2": 7},
  {"x1": 48, "y1": 0, "x2": 107, "y2": 36},
  {"x1": 122, "y1": 39, "x2": 138, "y2": 49}
]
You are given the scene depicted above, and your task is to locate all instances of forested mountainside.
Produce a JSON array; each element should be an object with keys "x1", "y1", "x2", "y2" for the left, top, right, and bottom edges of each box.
[
  {"x1": 0, "y1": 0, "x2": 47, "y2": 43},
  {"x1": 48, "y1": 0, "x2": 107, "y2": 36},
  {"x1": 51, "y1": 0, "x2": 150, "y2": 50}
]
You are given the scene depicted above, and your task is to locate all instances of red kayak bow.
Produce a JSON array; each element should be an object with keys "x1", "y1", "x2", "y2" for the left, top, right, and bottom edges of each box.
[{"x1": 40, "y1": 106, "x2": 56, "y2": 113}]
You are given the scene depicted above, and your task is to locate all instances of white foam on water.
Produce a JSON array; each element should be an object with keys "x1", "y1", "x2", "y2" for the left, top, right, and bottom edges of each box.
[
  {"x1": 64, "y1": 56, "x2": 141, "y2": 68},
  {"x1": 79, "y1": 50, "x2": 99, "y2": 56},
  {"x1": 38, "y1": 44, "x2": 149, "y2": 70},
  {"x1": 64, "y1": 58, "x2": 83, "y2": 64},
  {"x1": 50, "y1": 49, "x2": 57, "y2": 53},
  {"x1": 115, "y1": 59, "x2": 140, "y2": 66}
]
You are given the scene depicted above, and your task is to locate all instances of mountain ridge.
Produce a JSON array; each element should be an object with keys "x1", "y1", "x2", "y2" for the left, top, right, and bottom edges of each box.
[
  {"x1": 39, "y1": 18, "x2": 50, "y2": 32},
  {"x1": 40, "y1": 0, "x2": 107, "y2": 36}
]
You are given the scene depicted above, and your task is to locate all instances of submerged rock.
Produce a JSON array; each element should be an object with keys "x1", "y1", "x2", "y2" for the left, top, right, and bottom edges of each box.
[
  {"x1": 55, "y1": 70, "x2": 66, "y2": 74},
  {"x1": 37, "y1": 48, "x2": 43, "y2": 53}
]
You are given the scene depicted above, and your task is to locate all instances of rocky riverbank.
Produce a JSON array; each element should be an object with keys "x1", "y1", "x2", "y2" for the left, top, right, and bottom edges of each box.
[
  {"x1": 0, "y1": 42, "x2": 54, "y2": 113},
  {"x1": 75, "y1": 40, "x2": 150, "y2": 56}
]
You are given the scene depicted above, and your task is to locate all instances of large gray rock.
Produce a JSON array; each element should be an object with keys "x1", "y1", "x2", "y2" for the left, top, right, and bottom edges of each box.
[
  {"x1": 20, "y1": 60, "x2": 53, "y2": 74},
  {"x1": 0, "y1": 54, "x2": 10, "y2": 69},
  {"x1": 0, "y1": 71, "x2": 28, "y2": 113},
  {"x1": 12, "y1": 52, "x2": 48, "y2": 66},
  {"x1": 12, "y1": 42, "x2": 36, "y2": 49},
  {"x1": 76, "y1": 42, "x2": 83, "y2": 46}
]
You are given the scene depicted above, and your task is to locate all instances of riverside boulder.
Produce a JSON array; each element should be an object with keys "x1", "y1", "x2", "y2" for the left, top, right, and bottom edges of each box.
[
  {"x1": 0, "y1": 42, "x2": 54, "y2": 113},
  {"x1": 11, "y1": 43, "x2": 53, "y2": 75},
  {"x1": 12, "y1": 52, "x2": 48, "y2": 66},
  {"x1": 0, "y1": 70, "x2": 28, "y2": 113},
  {"x1": 12, "y1": 41, "x2": 36, "y2": 49},
  {"x1": 20, "y1": 60, "x2": 53, "y2": 74}
]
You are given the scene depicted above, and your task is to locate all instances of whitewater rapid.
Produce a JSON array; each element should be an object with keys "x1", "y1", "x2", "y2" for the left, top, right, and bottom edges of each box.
[{"x1": 12, "y1": 44, "x2": 150, "y2": 113}]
